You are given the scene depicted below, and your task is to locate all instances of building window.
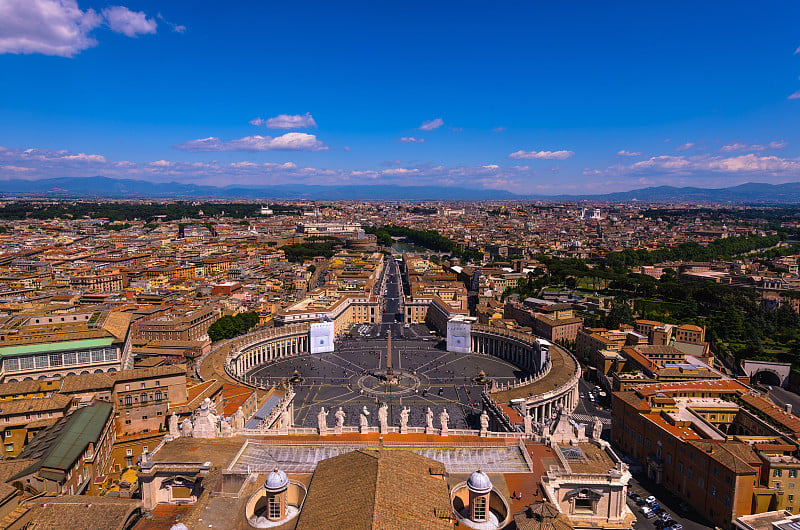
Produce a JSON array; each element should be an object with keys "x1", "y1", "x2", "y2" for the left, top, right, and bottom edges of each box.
[
  {"x1": 125, "y1": 419, "x2": 131, "y2": 425},
  {"x1": 142, "y1": 446, "x2": 148, "y2": 453},
  {"x1": 141, "y1": 383, "x2": 146, "y2": 389},
  {"x1": 710, "y1": 485, "x2": 717, "y2": 497},
  {"x1": 776, "y1": 481, "x2": 782, "y2": 489},
  {"x1": 791, "y1": 470, "x2": 798, "y2": 478},
  {"x1": 776, "y1": 469, "x2": 784, "y2": 477},
  {"x1": 698, "y1": 478, "x2": 704, "y2": 488},
  {"x1": 268, "y1": 496, "x2": 281, "y2": 520},
  {"x1": 140, "y1": 393, "x2": 147, "y2": 404},
  {"x1": 790, "y1": 495, "x2": 795, "y2": 503},
  {"x1": 124, "y1": 395, "x2": 132, "y2": 406},
  {"x1": 678, "y1": 462, "x2": 684, "y2": 473},
  {"x1": 155, "y1": 390, "x2": 162, "y2": 401},
  {"x1": 474, "y1": 496, "x2": 487, "y2": 521},
  {"x1": 4, "y1": 430, "x2": 10, "y2": 438},
  {"x1": 4, "y1": 444, "x2": 12, "y2": 452},
  {"x1": 126, "y1": 449, "x2": 133, "y2": 456}
]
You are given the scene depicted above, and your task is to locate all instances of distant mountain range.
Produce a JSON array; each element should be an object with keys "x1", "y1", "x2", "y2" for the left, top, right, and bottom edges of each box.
[{"x1": 1, "y1": 176, "x2": 800, "y2": 203}]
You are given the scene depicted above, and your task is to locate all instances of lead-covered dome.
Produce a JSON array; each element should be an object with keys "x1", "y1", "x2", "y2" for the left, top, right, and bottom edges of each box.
[
  {"x1": 264, "y1": 468, "x2": 289, "y2": 492},
  {"x1": 467, "y1": 469, "x2": 492, "y2": 494}
]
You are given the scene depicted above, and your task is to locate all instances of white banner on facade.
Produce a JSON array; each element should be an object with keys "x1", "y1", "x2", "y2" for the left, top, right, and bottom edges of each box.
[{"x1": 310, "y1": 321, "x2": 335, "y2": 354}]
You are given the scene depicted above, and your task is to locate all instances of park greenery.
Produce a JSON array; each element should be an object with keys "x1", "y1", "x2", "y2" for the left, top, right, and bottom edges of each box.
[
  {"x1": 207, "y1": 312, "x2": 260, "y2": 341},
  {"x1": 498, "y1": 232, "x2": 800, "y2": 372},
  {"x1": 280, "y1": 237, "x2": 345, "y2": 262}
]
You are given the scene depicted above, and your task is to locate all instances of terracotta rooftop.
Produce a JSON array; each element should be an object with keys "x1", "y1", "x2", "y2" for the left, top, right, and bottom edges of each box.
[{"x1": 295, "y1": 448, "x2": 454, "y2": 530}]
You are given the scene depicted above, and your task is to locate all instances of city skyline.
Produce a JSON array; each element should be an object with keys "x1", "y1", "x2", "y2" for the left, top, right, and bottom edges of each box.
[{"x1": 2, "y1": 0, "x2": 800, "y2": 194}]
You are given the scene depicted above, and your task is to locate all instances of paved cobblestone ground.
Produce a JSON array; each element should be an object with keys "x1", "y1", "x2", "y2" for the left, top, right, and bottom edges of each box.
[{"x1": 246, "y1": 329, "x2": 526, "y2": 430}]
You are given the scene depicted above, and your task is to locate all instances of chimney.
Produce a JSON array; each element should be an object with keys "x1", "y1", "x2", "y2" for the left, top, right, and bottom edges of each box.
[{"x1": 786, "y1": 404, "x2": 793, "y2": 415}]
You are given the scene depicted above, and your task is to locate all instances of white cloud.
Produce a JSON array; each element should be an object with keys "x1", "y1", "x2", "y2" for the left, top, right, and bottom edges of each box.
[
  {"x1": 381, "y1": 168, "x2": 420, "y2": 176},
  {"x1": 720, "y1": 140, "x2": 788, "y2": 153},
  {"x1": 174, "y1": 133, "x2": 328, "y2": 152},
  {"x1": 0, "y1": 1, "x2": 162, "y2": 57},
  {"x1": 418, "y1": 118, "x2": 444, "y2": 131},
  {"x1": 492, "y1": 126, "x2": 506, "y2": 132},
  {"x1": 1, "y1": 165, "x2": 33, "y2": 172},
  {"x1": 149, "y1": 160, "x2": 173, "y2": 167},
  {"x1": 617, "y1": 150, "x2": 642, "y2": 157},
  {"x1": 508, "y1": 150, "x2": 574, "y2": 160},
  {"x1": 61, "y1": 153, "x2": 106, "y2": 162},
  {"x1": 675, "y1": 142, "x2": 695, "y2": 152},
  {"x1": 795, "y1": 46, "x2": 800, "y2": 55},
  {"x1": 0, "y1": 0, "x2": 102, "y2": 57},
  {"x1": 398, "y1": 137, "x2": 425, "y2": 143},
  {"x1": 173, "y1": 137, "x2": 224, "y2": 152},
  {"x1": 156, "y1": 13, "x2": 185, "y2": 34},
  {"x1": 251, "y1": 113, "x2": 317, "y2": 129},
  {"x1": 102, "y1": 6, "x2": 156, "y2": 37},
  {"x1": 788, "y1": 91, "x2": 800, "y2": 100}
]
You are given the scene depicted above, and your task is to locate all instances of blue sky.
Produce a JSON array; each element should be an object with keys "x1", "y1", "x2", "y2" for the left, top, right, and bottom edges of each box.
[{"x1": 1, "y1": 0, "x2": 800, "y2": 195}]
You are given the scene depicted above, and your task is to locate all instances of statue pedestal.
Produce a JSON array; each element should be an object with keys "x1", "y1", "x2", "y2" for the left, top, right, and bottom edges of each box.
[
  {"x1": 335, "y1": 426, "x2": 343, "y2": 435},
  {"x1": 400, "y1": 426, "x2": 408, "y2": 434},
  {"x1": 425, "y1": 427, "x2": 435, "y2": 435},
  {"x1": 318, "y1": 427, "x2": 328, "y2": 436},
  {"x1": 360, "y1": 424, "x2": 369, "y2": 434},
  {"x1": 440, "y1": 427, "x2": 449, "y2": 437},
  {"x1": 480, "y1": 428, "x2": 488, "y2": 437}
]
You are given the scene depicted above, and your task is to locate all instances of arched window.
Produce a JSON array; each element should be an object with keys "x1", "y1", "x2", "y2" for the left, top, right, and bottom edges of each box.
[
  {"x1": 124, "y1": 395, "x2": 132, "y2": 406},
  {"x1": 140, "y1": 393, "x2": 147, "y2": 404},
  {"x1": 155, "y1": 390, "x2": 162, "y2": 401}
]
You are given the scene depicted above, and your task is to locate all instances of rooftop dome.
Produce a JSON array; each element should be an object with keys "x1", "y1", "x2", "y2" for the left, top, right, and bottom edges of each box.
[
  {"x1": 467, "y1": 469, "x2": 492, "y2": 494},
  {"x1": 264, "y1": 468, "x2": 289, "y2": 492}
]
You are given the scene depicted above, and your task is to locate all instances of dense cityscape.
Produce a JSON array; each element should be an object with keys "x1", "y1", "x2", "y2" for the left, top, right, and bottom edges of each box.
[
  {"x1": 0, "y1": 199, "x2": 792, "y2": 529},
  {"x1": 5, "y1": 0, "x2": 800, "y2": 529}
]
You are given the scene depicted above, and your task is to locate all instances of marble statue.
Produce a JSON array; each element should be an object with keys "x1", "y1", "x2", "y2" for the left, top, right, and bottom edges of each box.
[
  {"x1": 425, "y1": 407, "x2": 434, "y2": 430},
  {"x1": 335, "y1": 407, "x2": 346, "y2": 428},
  {"x1": 480, "y1": 410, "x2": 489, "y2": 431},
  {"x1": 168, "y1": 412, "x2": 179, "y2": 437},
  {"x1": 220, "y1": 419, "x2": 232, "y2": 437},
  {"x1": 378, "y1": 403, "x2": 389, "y2": 432},
  {"x1": 234, "y1": 408, "x2": 245, "y2": 430},
  {"x1": 439, "y1": 409, "x2": 450, "y2": 431},
  {"x1": 192, "y1": 398, "x2": 220, "y2": 439},
  {"x1": 400, "y1": 406, "x2": 410, "y2": 430},
  {"x1": 592, "y1": 416, "x2": 603, "y2": 440},
  {"x1": 317, "y1": 407, "x2": 329, "y2": 433},
  {"x1": 281, "y1": 407, "x2": 292, "y2": 429},
  {"x1": 360, "y1": 411, "x2": 369, "y2": 429},
  {"x1": 180, "y1": 418, "x2": 193, "y2": 437},
  {"x1": 206, "y1": 397, "x2": 218, "y2": 416},
  {"x1": 524, "y1": 410, "x2": 533, "y2": 436}
]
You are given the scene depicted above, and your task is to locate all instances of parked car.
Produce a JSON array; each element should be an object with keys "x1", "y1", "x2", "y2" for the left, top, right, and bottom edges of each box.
[
  {"x1": 645, "y1": 496, "x2": 657, "y2": 504},
  {"x1": 635, "y1": 497, "x2": 647, "y2": 506},
  {"x1": 659, "y1": 512, "x2": 671, "y2": 521},
  {"x1": 655, "y1": 519, "x2": 673, "y2": 529},
  {"x1": 670, "y1": 524, "x2": 683, "y2": 530}
]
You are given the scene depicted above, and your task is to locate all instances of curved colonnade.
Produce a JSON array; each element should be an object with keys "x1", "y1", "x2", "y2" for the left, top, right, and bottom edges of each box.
[
  {"x1": 225, "y1": 324, "x2": 310, "y2": 380},
  {"x1": 471, "y1": 324, "x2": 581, "y2": 425},
  {"x1": 223, "y1": 322, "x2": 581, "y2": 432}
]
